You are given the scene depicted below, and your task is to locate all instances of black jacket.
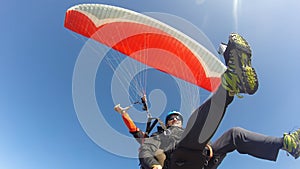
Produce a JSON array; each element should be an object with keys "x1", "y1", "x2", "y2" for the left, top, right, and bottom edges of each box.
[{"x1": 139, "y1": 126, "x2": 184, "y2": 169}]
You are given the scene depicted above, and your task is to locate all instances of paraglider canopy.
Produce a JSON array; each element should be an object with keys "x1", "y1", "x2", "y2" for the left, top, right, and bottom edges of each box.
[{"x1": 64, "y1": 4, "x2": 226, "y2": 92}]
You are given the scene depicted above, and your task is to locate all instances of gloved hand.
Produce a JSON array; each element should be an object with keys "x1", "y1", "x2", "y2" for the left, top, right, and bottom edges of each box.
[
  {"x1": 151, "y1": 164, "x2": 162, "y2": 169},
  {"x1": 114, "y1": 104, "x2": 130, "y2": 115}
]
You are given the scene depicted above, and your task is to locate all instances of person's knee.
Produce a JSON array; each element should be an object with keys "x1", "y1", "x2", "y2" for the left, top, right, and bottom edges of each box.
[
  {"x1": 227, "y1": 127, "x2": 249, "y2": 143},
  {"x1": 229, "y1": 127, "x2": 246, "y2": 136},
  {"x1": 229, "y1": 127, "x2": 252, "y2": 153}
]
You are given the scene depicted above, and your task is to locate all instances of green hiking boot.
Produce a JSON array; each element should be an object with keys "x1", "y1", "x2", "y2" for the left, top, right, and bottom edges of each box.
[
  {"x1": 283, "y1": 129, "x2": 300, "y2": 159},
  {"x1": 221, "y1": 33, "x2": 258, "y2": 96}
]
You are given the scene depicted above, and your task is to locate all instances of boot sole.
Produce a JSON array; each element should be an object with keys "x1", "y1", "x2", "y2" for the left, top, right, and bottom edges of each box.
[{"x1": 228, "y1": 34, "x2": 258, "y2": 94}]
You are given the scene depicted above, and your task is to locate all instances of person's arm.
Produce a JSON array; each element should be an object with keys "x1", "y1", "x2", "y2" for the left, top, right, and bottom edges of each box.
[
  {"x1": 114, "y1": 104, "x2": 140, "y2": 132},
  {"x1": 114, "y1": 104, "x2": 146, "y2": 144},
  {"x1": 139, "y1": 136, "x2": 162, "y2": 169},
  {"x1": 121, "y1": 112, "x2": 139, "y2": 132}
]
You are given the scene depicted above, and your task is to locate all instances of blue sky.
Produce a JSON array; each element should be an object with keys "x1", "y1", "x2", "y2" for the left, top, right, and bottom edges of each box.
[{"x1": 1, "y1": 0, "x2": 300, "y2": 169}]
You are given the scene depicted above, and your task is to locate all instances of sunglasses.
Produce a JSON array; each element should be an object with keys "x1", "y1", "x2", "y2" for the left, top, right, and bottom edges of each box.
[{"x1": 168, "y1": 115, "x2": 182, "y2": 121}]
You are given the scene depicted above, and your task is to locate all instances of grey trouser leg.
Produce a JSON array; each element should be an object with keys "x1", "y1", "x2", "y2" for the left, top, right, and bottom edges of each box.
[{"x1": 207, "y1": 127, "x2": 283, "y2": 169}]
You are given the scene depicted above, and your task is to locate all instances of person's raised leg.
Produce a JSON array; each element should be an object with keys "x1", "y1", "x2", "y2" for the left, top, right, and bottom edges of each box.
[{"x1": 179, "y1": 33, "x2": 259, "y2": 149}]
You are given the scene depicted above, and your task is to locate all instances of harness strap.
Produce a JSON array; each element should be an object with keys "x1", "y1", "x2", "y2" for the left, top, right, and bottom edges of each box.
[{"x1": 145, "y1": 117, "x2": 167, "y2": 136}]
